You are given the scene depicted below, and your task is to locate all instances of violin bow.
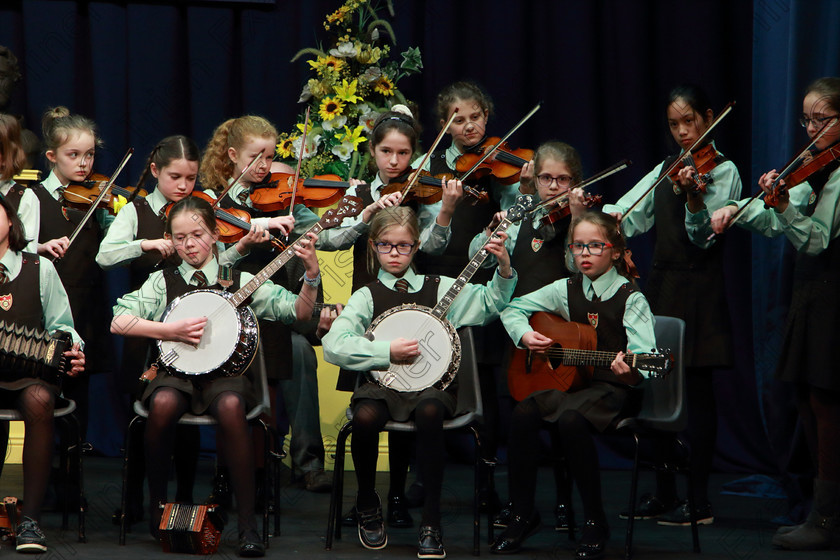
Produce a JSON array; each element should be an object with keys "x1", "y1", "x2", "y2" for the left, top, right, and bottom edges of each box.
[
  {"x1": 212, "y1": 151, "x2": 264, "y2": 209},
  {"x1": 620, "y1": 101, "x2": 736, "y2": 218},
  {"x1": 54, "y1": 148, "x2": 134, "y2": 264},
  {"x1": 708, "y1": 116, "x2": 839, "y2": 241},
  {"x1": 458, "y1": 102, "x2": 542, "y2": 183},
  {"x1": 530, "y1": 159, "x2": 633, "y2": 214},
  {"x1": 398, "y1": 108, "x2": 459, "y2": 203},
  {"x1": 287, "y1": 106, "x2": 311, "y2": 216}
]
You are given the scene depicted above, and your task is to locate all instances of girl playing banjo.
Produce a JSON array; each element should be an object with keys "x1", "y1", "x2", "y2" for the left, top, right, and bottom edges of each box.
[{"x1": 322, "y1": 205, "x2": 517, "y2": 559}]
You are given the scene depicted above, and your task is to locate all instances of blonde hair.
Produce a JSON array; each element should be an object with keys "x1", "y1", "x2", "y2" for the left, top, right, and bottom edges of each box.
[
  {"x1": 199, "y1": 115, "x2": 277, "y2": 191},
  {"x1": 533, "y1": 141, "x2": 583, "y2": 185},
  {"x1": 0, "y1": 114, "x2": 26, "y2": 180},
  {"x1": 366, "y1": 206, "x2": 420, "y2": 275},
  {"x1": 41, "y1": 106, "x2": 101, "y2": 161}
]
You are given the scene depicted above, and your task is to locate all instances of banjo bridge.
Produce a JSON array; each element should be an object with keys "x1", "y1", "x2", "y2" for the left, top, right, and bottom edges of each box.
[{"x1": 161, "y1": 348, "x2": 179, "y2": 367}]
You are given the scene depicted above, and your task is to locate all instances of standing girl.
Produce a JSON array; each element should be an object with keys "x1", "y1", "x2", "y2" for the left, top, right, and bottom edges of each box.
[
  {"x1": 493, "y1": 210, "x2": 656, "y2": 558},
  {"x1": 322, "y1": 206, "x2": 517, "y2": 559},
  {"x1": 0, "y1": 195, "x2": 85, "y2": 553},
  {"x1": 110, "y1": 196, "x2": 320, "y2": 557},
  {"x1": 602, "y1": 85, "x2": 742, "y2": 525},
  {"x1": 711, "y1": 77, "x2": 840, "y2": 550}
]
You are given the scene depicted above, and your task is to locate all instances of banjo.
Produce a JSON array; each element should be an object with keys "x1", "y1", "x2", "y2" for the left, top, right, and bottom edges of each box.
[
  {"x1": 157, "y1": 195, "x2": 363, "y2": 378},
  {"x1": 365, "y1": 196, "x2": 536, "y2": 392}
]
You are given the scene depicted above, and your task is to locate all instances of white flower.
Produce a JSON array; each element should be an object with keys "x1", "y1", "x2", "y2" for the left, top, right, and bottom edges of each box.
[
  {"x1": 329, "y1": 42, "x2": 358, "y2": 58},
  {"x1": 331, "y1": 141, "x2": 355, "y2": 162},
  {"x1": 360, "y1": 111, "x2": 381, "y2": 133},
  {"x1": 355, "y1": 103, "x2": 372, "y2": 116},
  {"x1": 298, "y1": 82, "x2": 312, "y2": 103},
  {"x1": 292, "y1": 133, "x2": 322, "y2": 159},
  {"x1": 359, "y1": 66, "x2": 382, "y2": 83},
  {"x1": 321, "y1": 115, "x2": 347, "y2": 131}
]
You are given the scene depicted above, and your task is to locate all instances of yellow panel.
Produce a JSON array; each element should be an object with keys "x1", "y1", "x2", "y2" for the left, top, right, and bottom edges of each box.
[{"x1": 6, "y1": 422, "x2": 24, "y2": 464}]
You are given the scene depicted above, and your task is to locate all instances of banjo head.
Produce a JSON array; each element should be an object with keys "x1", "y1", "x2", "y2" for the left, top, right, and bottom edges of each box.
[
  {"x1": 158, "y1": 290, "x2": 259, "y2": 378},
  {"x1": 365, "y1": 304, "x2": 461, "y2": 392}
]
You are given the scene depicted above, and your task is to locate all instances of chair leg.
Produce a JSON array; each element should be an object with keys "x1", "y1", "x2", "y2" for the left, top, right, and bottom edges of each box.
[
  {"x1": 120, "y1": 415, "x2": 144, "y2": 546},
  {"x1": 66, "y1": 413, "x2": 86, "y2": 543},
  {"x1": 326, "y1": 421, "x2": 351, "y2": 550},
  {"x1": 270, "y1": 426, "x2": 283, "y2": 538},
  {"x1": 624, "y1": 433, "x2": 641, "y2": 560},
  {"x1": 678, "y1": 438, "x2": 701, "y2": 553},
  {"x1": 260, "y1": 419, "x2": 270, "y2": 548},
  {"x1": 58, "y1": 417, "x2": 70, "y2": 532}
]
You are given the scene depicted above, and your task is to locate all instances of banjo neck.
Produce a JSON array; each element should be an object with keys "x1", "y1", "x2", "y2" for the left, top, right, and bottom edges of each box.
[
  {"x1": 430, "y1": 216, "x2": 516, "y2": 319},
  {"x1": 229, "y1": 221, "x2": 325, "y2": 307}
]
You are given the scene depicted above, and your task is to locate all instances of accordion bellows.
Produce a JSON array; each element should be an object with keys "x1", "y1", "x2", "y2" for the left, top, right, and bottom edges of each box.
[
  {"x1": 159, "y1": 503, "x2": 224, "y2": 555},
  {"x1": 0, "y1": 321, "x2": 71, "y2": 386}
]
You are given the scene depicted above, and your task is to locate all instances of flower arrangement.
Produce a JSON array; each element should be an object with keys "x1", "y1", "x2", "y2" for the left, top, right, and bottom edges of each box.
[{"x1": 276, "y1": 0, "x2": 422, "y2": 182}]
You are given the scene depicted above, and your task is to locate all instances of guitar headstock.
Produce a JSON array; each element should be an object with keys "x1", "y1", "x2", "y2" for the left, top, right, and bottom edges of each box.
[
  {"x1": 319, "y1": 195, "x2": 364, "y2": 229},
  {"x1": 506, "y1": 195, "x2": 537, "y2": 223},
  {"x1": 637, "y1": 348, "x2": 674, "y2": 378}
]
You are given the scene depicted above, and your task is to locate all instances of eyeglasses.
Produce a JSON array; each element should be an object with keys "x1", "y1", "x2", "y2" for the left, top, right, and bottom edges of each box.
[
  {"x1": 567, "y1": 242, "x2": 613, "y2": 256},
  {"x1": 799, "y1": 114, "x2": 839, "y2": 129},
  {"x1": 536, "y1": 174, "x2": 573, "y2": 188},
  {"x1": 374, "y1": 242, "x2": 416, "y2": 255}
]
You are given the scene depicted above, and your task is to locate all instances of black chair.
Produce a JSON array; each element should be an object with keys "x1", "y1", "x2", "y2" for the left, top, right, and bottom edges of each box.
[
  {"x1": 616, "y1": 315, "x2": 699, "y2": 559},
  {"x1": 0, "y1": 396, "x2": 86, "y2": 542},
  {"x1": 325, "y1": 326, "x2": 489, "y2": 555},
  {"x1": 118, "y1": 349, "x2": 278, "y2": 547}
]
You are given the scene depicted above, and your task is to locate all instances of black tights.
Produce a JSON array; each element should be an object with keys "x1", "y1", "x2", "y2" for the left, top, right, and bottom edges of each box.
[
  {"x1": 508, "y1": 398, "x2": 606, "y2": 525},
  {"x1": 145, "y1": 388, "x2": 256, "y2": 536},
  {"x1": 14, "y1": 385, "x2": 56, "y2": 521},
  {"x1": 796, "y1": 386, "x2": 840, "y2": 482},
  {"x1": 352, "y1": 398, "x2": 446, "y2": 527},
  {"x1": 655, "y1": 367, "x2": 717, "y2": 505}
]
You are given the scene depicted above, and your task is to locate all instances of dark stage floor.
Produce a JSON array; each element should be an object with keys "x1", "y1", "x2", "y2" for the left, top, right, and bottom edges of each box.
[{"x1": 0, "y1": 457, "x2": 834, "y2": 559}]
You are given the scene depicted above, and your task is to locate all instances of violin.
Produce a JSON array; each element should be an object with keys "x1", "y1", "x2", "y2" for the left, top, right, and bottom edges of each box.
[
  {"x1": 380, "y1": 169, "x2": 489, "y2": 205},
  {"x1": 62, "y1": 173, "x2": 148, "y2": 214},
  {"x1": 539, "y1": 192, "x2": 603, "y2": 227},
  {"x1": 167, "y1": 191, "x2": 286, "y2": 250},
  {"x1": 454, "y1": 136, "x2": 534, "y2": 185},
  {"x1": 249, "y1": 172, "x2": 346, "y2": 212},
  {"x1": 765, "y1": 143, "x2": 840, "y2": 208},
  {"x1": 666, "y1": 143, "x2": 724, "y2": 194}
]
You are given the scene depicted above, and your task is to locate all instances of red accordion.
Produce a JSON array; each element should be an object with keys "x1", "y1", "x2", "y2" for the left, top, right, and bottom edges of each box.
[{"x1": 158, "y1": 503, "x2": 224, "y2": 555}]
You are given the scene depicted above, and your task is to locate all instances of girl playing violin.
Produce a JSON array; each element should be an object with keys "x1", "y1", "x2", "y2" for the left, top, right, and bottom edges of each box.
[
  {"x1": 322, "y1": 206, "x2": 517, "y2": 559},
  {"x1": 0, "y1": 194, "x2": 85, "y2": 553},
  {"x1": 110, "y1": 196, "x2": 320, "y2": 557},
  {"x1": 0, "y1": 113, "x2": 38, "y2": 252},
  {"x1": 31, "y1": 107, "x2": 115, "y2": 439},
  {"x1": 602, "y1": 85, "x2": 743, "y2": 526},
  {"x1": 493, "y1": 210, "x2": 655, "y2": 558},
  {"x1": 711, "y1": 77, "x2": 840, "y2": 550}
]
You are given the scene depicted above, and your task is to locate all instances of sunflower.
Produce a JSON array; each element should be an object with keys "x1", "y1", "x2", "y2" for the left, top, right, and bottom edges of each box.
[
  {"x1": 319, "y1": 97, "x2": 345, "y2": 121},
  {"x1": 373, "y1": 75, "x2": 395, "y2": 97},
  {"x1": 276, "y1": 135, "x2": 297, "y2": 159},
  {"x1": 307, "y1": 55, "x2": 345, "y2": 76}
]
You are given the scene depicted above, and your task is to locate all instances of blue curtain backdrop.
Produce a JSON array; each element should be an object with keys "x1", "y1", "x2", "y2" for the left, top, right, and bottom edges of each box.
[{"x1": 0, "y1": 0, "x2": 835, "y2": 479}]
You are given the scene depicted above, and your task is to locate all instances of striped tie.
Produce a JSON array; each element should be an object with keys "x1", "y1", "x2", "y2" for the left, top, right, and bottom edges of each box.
[
  {"x1": 0, "y1": 263, "x2": 7, "y2": 284},
  {"x1": 394, "y1": 278, "x2": 410, "y2": 293},
  {"x1": 193, "y1": 271, "x2": 208, "y2": 287}
]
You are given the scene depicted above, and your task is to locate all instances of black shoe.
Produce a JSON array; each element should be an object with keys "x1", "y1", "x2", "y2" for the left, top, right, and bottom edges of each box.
[
  {"x1": 387, "y1": 495, "x2": 414, "y2": 528},
  {"x1": 207, "y1": 467, "x2": 232, "y2": 509},
  {"x1": 405, "y1": 481, "x2": 425, "y2": 508},
  {"x1": 490, "y1": 510, "x2": 541, "y2": 554},
  {"x1": 619, "y1": 493, "x2": 678, "y2": 520},
  {"x1": 341, "y1": 506, "x2": 358, "y2": 528},
  {"x1": 357, "y1": 495, "x2": 387, "y2": 550},
  {"x1": 493, "y1": 502, "x2": 513, "y2": 529},
  {"x1": 238, "y1": 530, "x2": 265, "y2": 557},
  {"x1": 303, "y1": 469, "x2": 333, "y2": 493},
  {"x1": 575, "y1": 519, "x2": 609, "y2": 559},
  {"x1": 657, "y1": 500, "x2": 714, "y2": 526},
  {"x1": 15, "y1": 516, "x2": 47, "y2": 553},
  {"x1": 556, "y1": 503, "x2": 574, "y2": 532},
  {"x1": 417, "y1": 525, "x2": 446, "y2": 559}
]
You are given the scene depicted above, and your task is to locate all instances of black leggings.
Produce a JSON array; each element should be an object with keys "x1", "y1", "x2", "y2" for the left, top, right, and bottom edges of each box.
[
  {"x1": 796, "y1": 385, "x2": 840, "y2": 482},
  {"x1": 508, "y1": 398, "x2": 606, "y2": 525},
  {"x1": 145, "y1": 388, "x2": 256, "y2": 536},
  {"x1": 352, "y1": 398, "x2": 446, "y2": 527}
]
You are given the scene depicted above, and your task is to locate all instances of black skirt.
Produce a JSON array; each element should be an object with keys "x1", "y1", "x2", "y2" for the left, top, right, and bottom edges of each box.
[
  {"x1": 528, "y1": 381, "x2": 633, "y2": 433},
  {"x1": 351, "y1": 380, "x2": 458, "y2": 422}
]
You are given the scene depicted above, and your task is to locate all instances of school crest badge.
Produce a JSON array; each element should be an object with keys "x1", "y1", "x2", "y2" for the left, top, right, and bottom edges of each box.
[
  {"x1": 0, "y1": 294, "x2": 12, "y2": 311},
  {"x1": 531, "y1": 237, "x2": 543, "y2": 252},
  {"x1": 809, "y1": 191, "x2": 817, "y2": 205},
  {"x1": 587, "y1": 312, "x2": 599, "y2": 328}
]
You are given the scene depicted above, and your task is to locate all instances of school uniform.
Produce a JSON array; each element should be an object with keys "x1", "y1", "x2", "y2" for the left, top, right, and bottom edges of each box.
[
  {"x1": 501, "y1": 267, "x2": 657, "y2": 430},
  {"x1": 603, "y1": 153, "x2": 742, "y2": 368},
  {"x1": 0, "y1": 250, "x2": 82, "y2": 397},
  {"x1": 722, "y1": 161, "x2": 840, "y2": 390},
  {"x1": 0, "y1": 180, "x2": 39, "y2": 253},
  {"x1": 112, "y1": 257, "x2": 299, "y2": 414},
  {"x1": 322, "y1": 266, "x2": 517, "y2": 419}
]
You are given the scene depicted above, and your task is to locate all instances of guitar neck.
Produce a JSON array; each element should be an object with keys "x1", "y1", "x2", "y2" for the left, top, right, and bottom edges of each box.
[
  {"x1": 430, "y1": 217, "x2": 514, "y2": 319},
  {"x1": 549, "y1": 347, "x2": 638, "y2": 368},
  {"x1": 230, "y1": 222, "x2": 324, "y2": 306},
  {"x1": 311, "y1": 302, "x2": 338, "y2": 318}
]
